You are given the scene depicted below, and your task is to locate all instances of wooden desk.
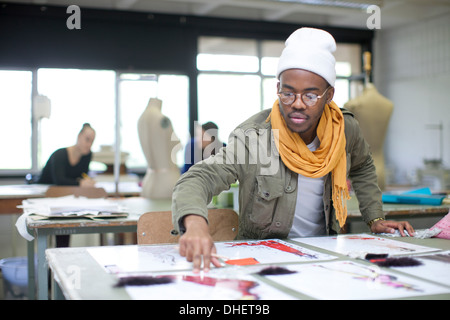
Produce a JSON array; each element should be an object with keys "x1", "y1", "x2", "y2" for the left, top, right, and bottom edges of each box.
[
  {"x1": 347, "y1": 195, "x2": 450, "y2": 218},
  {"x1": 346, "y1": 196, "x2": 450, "y2": 232},
  {"x1": 0, "y1": 184, "x2": 48, "y2": 214},
  {"x1": 46, "y1": 234, "x2": 450, "y2": 301},
  {"x1": 25, "y1": 197, "x2": 171, "y2": 300},
  {"x1": 0, "y1": 182, "x2": 142, "y2": 214}
]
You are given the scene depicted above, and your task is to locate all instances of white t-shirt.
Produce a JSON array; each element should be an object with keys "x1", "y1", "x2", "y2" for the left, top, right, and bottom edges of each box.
[{"x1": 288, "y1": 136, "x2": 326, "y2": 238}]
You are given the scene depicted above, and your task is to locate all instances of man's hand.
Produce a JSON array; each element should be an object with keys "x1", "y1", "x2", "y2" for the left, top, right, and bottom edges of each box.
[
  {"x1": 178, "y1": 215, "x2": 222, "y2": 273},
  {"x1": 370, "y1": 219, "x2": 415, "y2": 237}
]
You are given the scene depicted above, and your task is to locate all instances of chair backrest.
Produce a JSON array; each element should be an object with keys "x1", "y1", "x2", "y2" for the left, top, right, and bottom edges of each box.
[
  {"x1": 45, "y1": 186, "x2": 108, "y2": 199},
  {"x1": 137, "y1": 208, "x2": 239, "y2": 245}
]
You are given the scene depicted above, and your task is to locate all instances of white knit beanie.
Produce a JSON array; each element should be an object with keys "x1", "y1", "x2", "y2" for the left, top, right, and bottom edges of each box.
[{"x1": 276, "y1": 27, "x2": 337, "y2": 87}]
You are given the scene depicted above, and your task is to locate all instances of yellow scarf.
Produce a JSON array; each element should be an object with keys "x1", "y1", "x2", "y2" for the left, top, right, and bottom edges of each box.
[{"x1": 267, "y1": 99, "x2": 350, "y2": 227}]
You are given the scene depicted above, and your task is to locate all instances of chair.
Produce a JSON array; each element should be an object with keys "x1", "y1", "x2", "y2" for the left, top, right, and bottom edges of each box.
[
  {"x1": 45, "y1": 186, "x2": 108, "y2": 198},
  {"x1": 137, "y1": 208, "x2": 239, "y2": 245}
]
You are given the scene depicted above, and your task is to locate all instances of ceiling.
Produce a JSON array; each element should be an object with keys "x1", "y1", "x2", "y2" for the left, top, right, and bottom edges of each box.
[{"x1": 4, "y1": 0, "x2": 450, "y2": 29}]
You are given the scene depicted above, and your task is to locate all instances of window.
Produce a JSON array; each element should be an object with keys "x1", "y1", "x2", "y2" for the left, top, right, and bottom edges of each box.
[
  {"x1": 37, "y1": 68, "x2": 116, "y2": 171},
  {"x1": 197, "y1": 37, "x2": 362, "y2": 145},
  {"x1": 119, "y1": 73, "x2": 189, "y2": 169},
  {"x1": 0, "y1": 39, "x2": 361, "y2": 176},
  {"x1": 261, "y1": 40, "x2": 285, "y2": 109},
  {"x1": 0, "y1": 70, "x2": 33, "y2": 171},
  {"x1": 0, "y1": 68, "x2": 189, "y2": 176},
  {"x1": 334, "y1": 43, "x2": 362, "y2": 108},
  {"x1": 197, "y1": 37, "x2": 263, "y2": 143},
  {"x1": 198, "y1": 73, "x2": 261, "y2": 143},
  {"x1": 39, "y1": 69, "x2": 189, "y2": 172}
]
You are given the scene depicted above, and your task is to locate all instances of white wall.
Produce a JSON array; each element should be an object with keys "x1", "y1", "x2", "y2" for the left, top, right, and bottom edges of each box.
[{"x1": 373, "y1": 12, "x2": 450, "y2": 185}]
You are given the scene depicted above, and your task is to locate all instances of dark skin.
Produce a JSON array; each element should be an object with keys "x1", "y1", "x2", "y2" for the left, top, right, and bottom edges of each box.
[
  {"x1": 277, "y1": 68, "x2": 333, "y2": 144},
  {"x1": 179, "y1": 68, "x2": 415, "y2": 273},
  {"x1": 278, "y1": 69, "x2": 414, "y2": 238}
]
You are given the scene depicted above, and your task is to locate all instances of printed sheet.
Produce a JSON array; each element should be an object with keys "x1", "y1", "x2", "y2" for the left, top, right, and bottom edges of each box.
[
  {"x1": 293, "y1": 233, "x2": 438, "y2": 257},
  {"x1": 121, "y1": 268, "x2": 297, "y2": 300},
  {"x1": 87, "y1": 239, "x2": 337, "y2": 274},
  {"x1": 387, "y1": 251, "x2": 450, "y2": 286},
  {"x1": 261, "y1": 260, "x2": 450, "y2": 300}
]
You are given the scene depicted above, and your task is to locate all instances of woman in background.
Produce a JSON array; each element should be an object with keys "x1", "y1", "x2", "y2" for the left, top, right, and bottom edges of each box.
[
  {"x1": 38, "y1": 123, "x2": 96, "y2": 187},
  {"x1": 37, "y1": 123, "x2": 96, "y2": 247}
]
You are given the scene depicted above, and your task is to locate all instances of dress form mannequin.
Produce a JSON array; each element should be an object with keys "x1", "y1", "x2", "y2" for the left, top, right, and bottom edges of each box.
[
  {"x1": 138, "y1": 98, "x2": 181, "y2": 199},
  {"x1": 344, "y1": 83, "x2": 393, "y2": 190}
]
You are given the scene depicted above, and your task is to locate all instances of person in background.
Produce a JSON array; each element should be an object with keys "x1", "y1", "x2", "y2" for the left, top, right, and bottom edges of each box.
[
  {"x1": 182, "y1": 121, "x2": 225, "y2": 174},
  {"x1": 37, "y1": 123, "x2": 96, "y2": 247},
  {"x1": 172, "y1": 27, "x2": 415, "y2": 273},
  {"x1": 38, "y1": 123, "x2": 96, "y2": 187}
]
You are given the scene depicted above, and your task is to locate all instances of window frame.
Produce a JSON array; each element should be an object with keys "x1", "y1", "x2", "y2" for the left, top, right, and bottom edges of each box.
[
  {"x1": 0, "y1": 39, "x2": 364, "y2": 178},
  {"x1": 196, "y1": 37, "x2": 364, "y2": 142},
  {"x1": 0, "y1": 68, "x2": 190, "y2": 178}
]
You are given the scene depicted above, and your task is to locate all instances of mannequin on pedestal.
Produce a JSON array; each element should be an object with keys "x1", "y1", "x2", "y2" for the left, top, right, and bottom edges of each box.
[
  {"x1": 138, "y1": 98, "x2": 181, "y2": 199},
  {"x1": 344, "y1": 83, "x2": 393, "y2": 190}
]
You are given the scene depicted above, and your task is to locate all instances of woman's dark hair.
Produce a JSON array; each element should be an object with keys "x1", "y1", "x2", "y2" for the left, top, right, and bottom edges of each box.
[{"x1": 79, "y1": 123, "x2": 94, "y2": 135}]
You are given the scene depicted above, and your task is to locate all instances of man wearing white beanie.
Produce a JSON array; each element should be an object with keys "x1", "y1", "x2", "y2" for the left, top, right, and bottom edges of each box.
[
  {"x1": 172, "y1": 27, "x2": 415, "y2": 273},
  {"x1": 277, "y1": 27, "x2": 337, "y2": 86}
]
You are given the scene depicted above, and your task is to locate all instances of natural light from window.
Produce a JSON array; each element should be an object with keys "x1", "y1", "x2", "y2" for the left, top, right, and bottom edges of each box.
[{"x1": 0, "y1": 70, "x2": 32, "y2": 170}]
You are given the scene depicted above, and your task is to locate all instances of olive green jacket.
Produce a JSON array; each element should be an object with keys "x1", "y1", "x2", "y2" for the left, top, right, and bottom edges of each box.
[{"x1": 172, "y1": 108, "x2": 383, "y2": 239}]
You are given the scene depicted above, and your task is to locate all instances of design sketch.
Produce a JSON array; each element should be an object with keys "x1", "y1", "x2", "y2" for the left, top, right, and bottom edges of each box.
[
  {"x1": 263, "y1": 261, "x2": 450, "y2": 300},
  {"x1": 121, "y1": 270, "x2": 296, "y2": 300},
  {"x1": 88, "y1": 240, "x2": 336, "y2": 274},
  {"x1": 87, "y1": 245, "x2": 192, "y2": 273},
  {"x1": 386, "y1": 251, "x2": 450, "y2": 286},
  {"x1": 228, "y1": 240, "x2": 317, "y2": 258},
  {"x1": 216, "y1": 239, "x2": 336, "y2": 264},
  {"x1": 293, "y1": 233, "x2": 438, "y2": 257},
  {"x1": 315, "y1": 261, "x2": 421, "y2": 292}
]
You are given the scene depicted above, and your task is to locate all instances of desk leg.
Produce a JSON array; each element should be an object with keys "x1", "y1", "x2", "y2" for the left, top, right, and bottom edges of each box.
[
  {"x1": 36, "y1": 233, "x2": 48, "y2": 300},
  {"x1": 51, "y1": 275, "x2": 65, "y2": 300},
  {"x1": 27, "y1": 239, "x2": 35, "y2": 300}
]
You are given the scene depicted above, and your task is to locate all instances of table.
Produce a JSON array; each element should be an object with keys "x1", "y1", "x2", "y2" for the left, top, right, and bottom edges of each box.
[
  {"x1": 46, "y1": 234, "x2": 450, "y2": 301},
  {"x1": 0, "y1": 184, "x2": 48, "y2": 214},
  {"x1": 347, "y1": 195, "x2": 450, "y2": 218},
  {"x1": 20, "y1": 192, "x2": 450, "y2": 300},
  {"x1": 0, "y1": 182, "x2": 142, "y2": 214},
  {"x1": 346, "y1": 196, "x2": 450, "y2": 232},
  {"x1": 25, "y1": 197, "x2": 171, "y2": 300}
]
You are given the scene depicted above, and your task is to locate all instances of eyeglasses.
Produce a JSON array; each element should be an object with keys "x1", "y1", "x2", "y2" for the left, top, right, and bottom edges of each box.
[{"x1": 278, "y1": 86, "x2": 331, "y2": 107}]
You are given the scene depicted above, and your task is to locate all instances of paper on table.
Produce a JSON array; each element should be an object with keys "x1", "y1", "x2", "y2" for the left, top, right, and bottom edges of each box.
[
  {"x1": 15, "y1": 195, "x2": 125, "y2": 241},
  {"x1": 382, "y1": 210, "x2": 450, "y2": 240},
  {"x1": 262, "y1": 260, "x2": 450, "y2": 300},
  {"x1": 293, "y1": 233, "x2": 438, "y2": 258},
  {"x1": 19, "y1": 195, "x2": 123, "y2": 215}
]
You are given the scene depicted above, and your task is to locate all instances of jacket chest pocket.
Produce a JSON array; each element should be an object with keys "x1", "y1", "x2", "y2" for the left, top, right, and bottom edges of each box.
[
  {"x1": 256, "y1": 176, "x2": 284, "y2": 201},
  {"x1": 248, "y1": 176, "x2": 284, "y2": 229}
]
